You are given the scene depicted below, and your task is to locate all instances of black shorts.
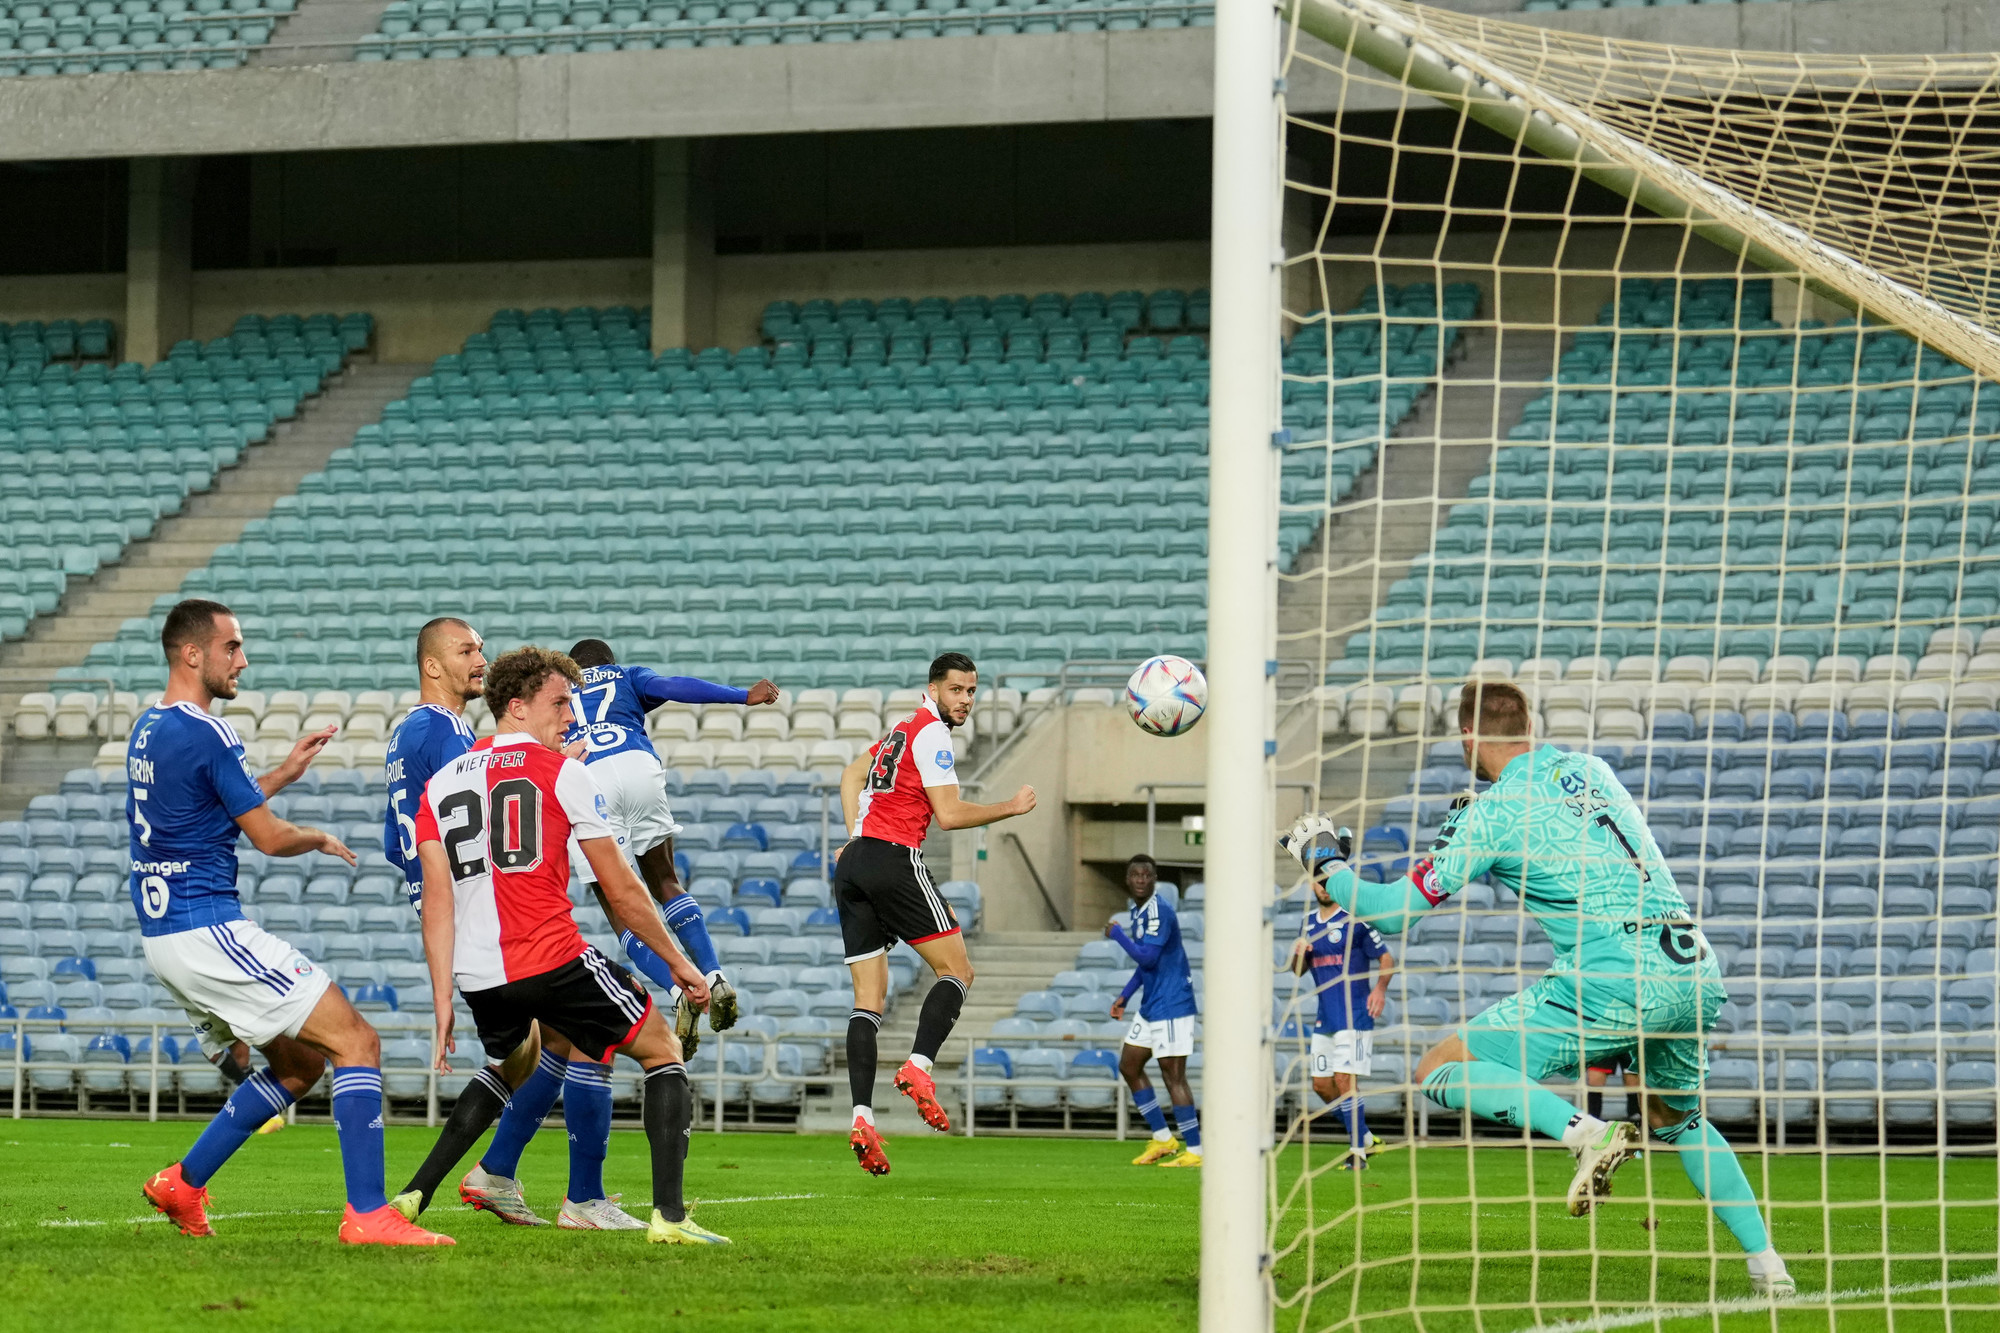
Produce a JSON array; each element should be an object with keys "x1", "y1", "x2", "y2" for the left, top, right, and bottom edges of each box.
[
  {"x1": 833, "y1": 836, "x2": 960, "y2": 964},
  {"x1": 1587, "y1": 1050, "x2": 1633, "y2": 1076},
  {"x1": 461, "y1": 948, "x2": 654, "y2": 1064}
]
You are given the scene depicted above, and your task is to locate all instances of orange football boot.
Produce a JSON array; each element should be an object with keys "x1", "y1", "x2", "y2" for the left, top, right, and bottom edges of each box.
[
  {"x1": 142, "y1": 1163, "x2": 214, "y2": 1237},
  {"x1": 338, "y1": 1203, "x2": 456, "y2": 1246},
  {"x1": 849, "y1": 1117, "x2": 891, "y2": 1176},
  {"x1": 892, "y1": 1058, "x2": 951, "y2": 1132}
]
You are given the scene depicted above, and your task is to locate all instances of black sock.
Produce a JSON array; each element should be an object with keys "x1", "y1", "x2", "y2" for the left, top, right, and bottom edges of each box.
[
  {"x1": 1587, "y1": 1089, "x2": 1604, "y2": 1120},
  {"x1": 911, "y1": 976, "x2": 966, "y2": 1063},
  {"x1": 402, "y1": 1066, "x2": 510, "y2": 1212},
  {"x1": 847, "y1": 1008, "x2": 881, "y2": 1110},
  {"x1": 642, "y1": 1062, "x2": 692, "y2": 1223}
]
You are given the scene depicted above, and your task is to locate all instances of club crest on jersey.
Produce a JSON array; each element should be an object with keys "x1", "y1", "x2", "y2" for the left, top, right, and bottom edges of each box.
[
  {"x1": 935, "y1": 749, "x2": 954, "y2": 770},
  {"x1": 1411, "y1": 857, "x2": 1450, "y2": 907}
]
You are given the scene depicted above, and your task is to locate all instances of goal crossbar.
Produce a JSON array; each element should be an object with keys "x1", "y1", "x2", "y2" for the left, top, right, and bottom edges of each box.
[{"x1": 1286, "y1": 0, "x2": 2000, "y2": 376}]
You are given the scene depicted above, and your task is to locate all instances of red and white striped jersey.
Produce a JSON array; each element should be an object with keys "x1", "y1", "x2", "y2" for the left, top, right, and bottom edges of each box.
[
  {"x1": 413, "y1": 731, "x2": 614, "y2": 991},
  {"x1": 853, "y1": 694, "x2": 957, "y2": 848}
]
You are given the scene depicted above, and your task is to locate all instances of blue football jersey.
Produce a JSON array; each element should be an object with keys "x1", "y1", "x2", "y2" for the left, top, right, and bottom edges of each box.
[
  {"x1": 1112, "y1": 894, "x2": 1198, "y2": 1022},
  {"x1": 383, "y1": 704, "x2": 476, "y2": 907},
  {"x1": 567, "y1": 663, "x2": 748, "y2": 764},
  {"x1": 125, "y1": 702, "x2": 268, "y2": 937},
  {"x1": 1301, "y1": 907, "x2": 1388, "y2": 1034}
]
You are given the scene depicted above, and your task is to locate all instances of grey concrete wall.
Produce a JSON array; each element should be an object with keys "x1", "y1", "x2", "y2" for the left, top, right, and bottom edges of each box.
[{"x1": 0, "y1": 0, "x2": 1982, "y2": 165}]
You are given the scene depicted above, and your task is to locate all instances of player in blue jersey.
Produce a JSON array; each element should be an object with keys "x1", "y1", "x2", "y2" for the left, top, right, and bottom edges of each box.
[
  {"x1": 564, "y1": 639, "x2": 778, "y2": 1040},
  {"x1": 1106, "y1": 854, "x2": 1202, "y2": 1168},
  {"x1": 1289, "y1": 867, "x2": 1394, "y2": 1168},
  {"x1": 1282, "y1": 680, "x2": 1794, "y2": 1297},
  {"x1": 133, "y1": 599, "x2": 451, "y2": 1247},
  {"x1": 380, "y1": 617, "x2": 632, "y2": 1231},
  {"x1": 383, "y1": 616, "x2": 481, "y2": 913}
]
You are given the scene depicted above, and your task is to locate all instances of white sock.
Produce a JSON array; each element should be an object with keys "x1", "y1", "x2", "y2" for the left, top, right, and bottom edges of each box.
[
  {"x1": 1747, "y1": 1248, "x2": 1787, "y2": 1277},
  {"x1": 1152, "y1": 1128, "x2": 1175, "y2": 1143},
  {"x1": 853, "y1": 1105, "x2": 875, "y2": 1126},
  {"x1": 1561, "y1": 1113, "x2": 1609, "y2": 1153},
  {"x1": 908, "y1": 1053, "x2": 933, "y2": 1074},
  {"x1": 707, "y1": 970, "x2": 726, "y2": 985}
]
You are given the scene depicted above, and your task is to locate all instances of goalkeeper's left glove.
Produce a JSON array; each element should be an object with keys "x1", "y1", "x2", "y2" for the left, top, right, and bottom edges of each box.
[{"x1": 1279, "y1": 814, "x2": 1352, "y2": 886}]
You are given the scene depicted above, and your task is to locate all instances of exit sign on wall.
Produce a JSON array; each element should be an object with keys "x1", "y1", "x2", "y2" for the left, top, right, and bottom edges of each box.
[{"x1": 1182, "y1": 815, "x2": 1204, "y2": 846}]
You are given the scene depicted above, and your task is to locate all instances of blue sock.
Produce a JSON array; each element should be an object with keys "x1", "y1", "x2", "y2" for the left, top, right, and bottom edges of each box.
[
  {"x1": 330, "y1": 1066, "x2": 388, "y2": 1213},
  {"x1": 1336, "y1": 1088, "x2": 1368, "y2": 1144},
  {"x1": 563, "y1": 1060, "x2": 613, "y2": 1203},
  {"x1": 1173, "y1": 1103, "x2": 1201, "y2": 1151},
  {"x1": 480, "y1": 1049, "x2": 565, "y2": 1179},
  {"x1": 181, "y1": 1068, "x2": 294, "y2": 1187},
  {"x1": 1132, "y1": 1086, "x2": 1170, "y2": 1136},
  {"x1": 662, "y1": 893, "x2": 721, "y2": 977},
  {"x1": 620, "y1": 929, "x2": 682, "y2": 994}
]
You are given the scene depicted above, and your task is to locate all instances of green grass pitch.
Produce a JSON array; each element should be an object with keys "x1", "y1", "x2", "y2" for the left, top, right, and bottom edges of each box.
[{"x1": 1, "y1": 1122, "x2": 1992, "y2": 1332}]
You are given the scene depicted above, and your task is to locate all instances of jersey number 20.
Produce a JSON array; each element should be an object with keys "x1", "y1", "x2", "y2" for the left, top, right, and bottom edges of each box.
[{"x1": 437, "y1": 778, "x2": 543, "y2": 878}]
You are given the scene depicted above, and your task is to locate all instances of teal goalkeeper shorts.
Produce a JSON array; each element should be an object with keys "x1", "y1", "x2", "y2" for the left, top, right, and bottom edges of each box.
[{"x1": 1461, "y1": 957, "x2": 1726, "y2": 1093}]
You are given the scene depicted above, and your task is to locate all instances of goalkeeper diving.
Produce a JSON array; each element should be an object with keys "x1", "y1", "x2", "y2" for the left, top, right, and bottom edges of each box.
[{"x1": 1281, "y1": 680, "x2": 1793, "y2": 1298}]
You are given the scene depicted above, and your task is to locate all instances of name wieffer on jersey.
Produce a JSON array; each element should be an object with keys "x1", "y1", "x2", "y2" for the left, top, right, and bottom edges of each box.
[{"x1": 413, "y1": 735, "x2": 613, "y2": 990}]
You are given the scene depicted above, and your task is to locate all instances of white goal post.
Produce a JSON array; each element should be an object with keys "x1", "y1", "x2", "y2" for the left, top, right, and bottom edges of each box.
[
  {"x1": 1204, "y1": 3, "x2": 2000, "y2": 1331},
  {"x1": 1201, "y1": 0, "x2": 1285, "y2": 1330}
]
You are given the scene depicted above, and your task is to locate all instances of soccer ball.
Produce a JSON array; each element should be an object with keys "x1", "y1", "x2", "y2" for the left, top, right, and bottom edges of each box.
[{"x1": 1125, "y1": 655, "x2": 1208, "y2": 737}]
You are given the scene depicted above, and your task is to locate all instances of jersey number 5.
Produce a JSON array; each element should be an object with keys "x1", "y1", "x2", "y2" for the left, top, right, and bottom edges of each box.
[
  {"x1": 867, "y1": 731, "x2": 907, "y2": 792},
  {"x1": 436, "y1": 778, "x2": 544, "y2": 879}
]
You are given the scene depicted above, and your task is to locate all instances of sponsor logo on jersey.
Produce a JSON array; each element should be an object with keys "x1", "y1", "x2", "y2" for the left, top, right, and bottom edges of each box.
[
  {"x1": 935, "y1": 749, "x2": 954, "y2": 771},
  {"x1": 595, "y1": 793, "x2": 610, "y2": 820}
]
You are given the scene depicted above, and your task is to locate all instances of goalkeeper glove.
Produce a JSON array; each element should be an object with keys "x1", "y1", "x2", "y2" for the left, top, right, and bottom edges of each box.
[{"x1": 1279, "y1": 814, "x2": 1353, "y2": 886}]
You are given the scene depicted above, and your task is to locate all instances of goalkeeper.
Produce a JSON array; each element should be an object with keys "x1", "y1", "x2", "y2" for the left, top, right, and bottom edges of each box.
[{"x1": 1281, "y1": 680, "x2": 1793, "y2": 1298}]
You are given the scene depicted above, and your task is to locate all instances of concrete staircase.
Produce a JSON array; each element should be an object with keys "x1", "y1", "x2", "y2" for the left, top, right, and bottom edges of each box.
[
  {"x1": 250, "y1": 0, "x2": 402, "y2": 65},
  {"x1": 0, "y1": 361, "x2": 426, "y2": 817},
  {"x1": 1277, "y1": 325, "x2": 1559, "y2": 823},
  {"x1": 799, "y1": 928, "x2": 1098, "y2": 1133}
]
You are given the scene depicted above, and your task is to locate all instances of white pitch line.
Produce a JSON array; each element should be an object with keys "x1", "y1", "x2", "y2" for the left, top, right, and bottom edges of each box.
[
  {"x1": 1510, "y1": 1269, "x2": 2000, "y2": 1333},
  {"x1": 19, "y1": 1193, "x2": 818, "y2": 1231}
]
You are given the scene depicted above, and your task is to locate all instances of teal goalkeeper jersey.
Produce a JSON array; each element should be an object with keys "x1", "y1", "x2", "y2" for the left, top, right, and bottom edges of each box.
[{"x1": 1352, "y1": 745, "x2": 1707, "y2": 1000}]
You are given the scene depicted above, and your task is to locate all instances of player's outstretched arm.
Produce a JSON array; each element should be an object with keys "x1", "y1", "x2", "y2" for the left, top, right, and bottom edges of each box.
[
  {"x1": 581, "y1": 836, "x2": 710, "y2": 1008},
  {"x1": 926, "y1": 783, "x2": 1035, "y2": 831},
  {"x1": 416, "y1": 841, "x2": 458, "y2": 1069},
  {"x1": 259, "y1": 724, "x2": 337, "y2": 798},
  {"x1": 236, "y1": 803, "x2": 356, "y2": 864}
]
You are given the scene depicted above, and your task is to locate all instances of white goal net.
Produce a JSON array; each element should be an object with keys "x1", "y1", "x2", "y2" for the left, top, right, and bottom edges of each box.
[{"x1": 1254, "y1": 2, "x2": 2000, "y2": 1329}]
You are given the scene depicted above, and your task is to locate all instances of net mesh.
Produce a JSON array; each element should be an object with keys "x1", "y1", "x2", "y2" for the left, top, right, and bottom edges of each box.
[{"x1": 1264, "y1": 2, "x2": 2000, "y2": 1328}]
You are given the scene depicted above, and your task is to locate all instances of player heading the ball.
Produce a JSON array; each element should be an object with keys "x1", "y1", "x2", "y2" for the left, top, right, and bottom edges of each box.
[
  {"x1": 134, "y1": 598, "x2": 452, "y2": 1246},
  {"x1": 1282, "y1": 680, "x2": 1793, "y2": 1297},
  {"x1": 835, "y1": 651, "x2": 1035, "y2": 1176}
]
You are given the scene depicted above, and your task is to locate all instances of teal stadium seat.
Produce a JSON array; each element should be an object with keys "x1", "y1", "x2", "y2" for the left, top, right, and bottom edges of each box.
[
  {"x1": 67, "y1": 288, "x2": 1476, "y2": 692},
  {"x1": 1334, "y1": 274, "x2": 2000, "y2": 684}
]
